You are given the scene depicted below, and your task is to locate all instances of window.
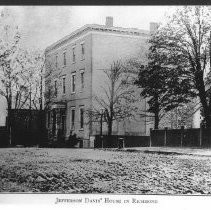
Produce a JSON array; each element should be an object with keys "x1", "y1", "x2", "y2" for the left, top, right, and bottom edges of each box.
[
  {"x1": 71, "y1": 73, "x2": 76, "y2": 93},
  {"x1": 79, "y1": 106, "x2": 84, "y2": 129},
  {"x1": 72, "y1": 47, "x2": 76, "y2": 63},
  {"x1": 71, "y1": 108, "x2": 75, "y2": 130},
  {"x1": 81, "y1": 43, "x2": 85, "y2": 60},
  {"x1": 80, "y1": 70, "x2": 84, "y2": 91},
  {"x1": 54, "y1": 80, "x2": 57, "y2": 97},
  {"x1": 63, "y1": 52, "x2": 66, "y2": 66},
  {"x1": 62, "y1": 77, "x2": 66, "y2": 94},
  {"x1": 55, "y1": 55, "x2": 58, "y2": 68}
]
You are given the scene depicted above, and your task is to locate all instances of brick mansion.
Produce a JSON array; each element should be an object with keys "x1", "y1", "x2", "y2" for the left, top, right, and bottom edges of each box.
[{"x1": 45, "y1": 17, "x2": 157, "y2": 141}]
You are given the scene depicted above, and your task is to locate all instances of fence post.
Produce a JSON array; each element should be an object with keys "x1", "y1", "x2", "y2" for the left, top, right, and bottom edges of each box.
[
  {"x1": 118, "y1": 137, "x2": 124, "y2": 149},
  {"x1": 149, "y1": 128, "x2": 152, "y2": 147},
  {"x1": 199, "y1": 124, "x2": 203, "y2": 147},
  {"x1": 101, "y1": 136, "x2": 104, "y2": 148},
  {"x1": 180, "y1": 126, "x2": 184, "y2": 147},
  {"x1": 164, "y1": 127, "x2": 168, "y2": 147}
]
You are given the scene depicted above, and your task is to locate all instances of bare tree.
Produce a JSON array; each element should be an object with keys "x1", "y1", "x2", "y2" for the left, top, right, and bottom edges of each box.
[
  {"x1": 0, "y1": 8, "x2": 47, "y2": 144},
  {"x1": 44, "y1": 56, "x2": 62, "y2": 110},
  {"x1": 13, "y1": 49, "x2": 45, "y2": 110},
  {"x1": 88, "y1": 61, "x2": 138, "y2": 136},
  {"x1": 0, "y1": 9, "x2": 22, "y2": 144}
]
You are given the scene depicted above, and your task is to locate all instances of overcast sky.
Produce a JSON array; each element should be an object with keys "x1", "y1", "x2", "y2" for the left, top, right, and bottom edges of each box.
[
  {"x1": 0, "y1": 6, "x2": 177, "y2": 125},
  {"x1": 0, "y1": 6, "x2": 176, "y2": 50}
]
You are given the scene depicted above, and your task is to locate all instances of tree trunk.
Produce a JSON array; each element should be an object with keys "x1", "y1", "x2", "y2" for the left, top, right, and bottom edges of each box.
[
  {"x1": 208, "y1": 92, "x2": 211, "y2": 128},
  {"x1": 40, "y1": 66, "x2": 43, "y2": 110},
  {"x1": 7, "y1": 99, "x2": 12, "y2": 146},
  {"x1": 196, "y1": 73, "x2": 211, "y2": 128},
  {"x1": 154, "y1": 111, "x2": 159, "y2": 129},
  {"x1": 108, "y1": 118, "x2": 113, "y2": 136},
  {"x1": 154, "y1": 93, "x2": 160, "y2": 129},
  {"x1": 203, "y1": 108, "x2": 211, "y2": 128}
]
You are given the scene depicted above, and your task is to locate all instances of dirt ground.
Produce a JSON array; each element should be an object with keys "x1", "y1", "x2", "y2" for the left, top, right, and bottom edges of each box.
[{"x1": 0, "y1": 148, "x2": 211, "y2": 194}]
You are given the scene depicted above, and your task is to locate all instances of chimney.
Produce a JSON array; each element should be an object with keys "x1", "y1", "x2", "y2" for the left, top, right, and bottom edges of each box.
[
  {"x1": 105, "y1": 16, "x2": 113, "y2": 27},
  {"x1": 150, "y1": 22, "x2": 159, "y2": 34}
]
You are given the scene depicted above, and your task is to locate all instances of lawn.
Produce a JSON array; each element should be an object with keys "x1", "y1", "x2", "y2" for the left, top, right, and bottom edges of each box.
[{"x1": 0, "y1": 148, "x2": 211, "y2": 194}]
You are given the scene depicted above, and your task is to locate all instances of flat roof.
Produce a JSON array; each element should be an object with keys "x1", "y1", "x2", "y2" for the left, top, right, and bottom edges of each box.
[{"x1": 45, "y1": 24, "x2": 149, "y2": 53}]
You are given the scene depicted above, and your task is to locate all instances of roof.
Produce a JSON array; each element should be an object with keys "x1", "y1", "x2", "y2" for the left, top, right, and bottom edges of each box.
[{"x1": 45, "y1": 24, "x2": 150, "y2": 53}]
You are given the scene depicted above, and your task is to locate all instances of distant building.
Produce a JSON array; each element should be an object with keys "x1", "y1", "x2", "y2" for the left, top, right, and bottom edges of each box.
[
  {"x1": 45, "y1": 17, "x2": 156, "y2": 141},
  {"x1": 192, "y1": 86, "x2": 211, "y2": 128},
  {"x1": 192, "y1": 100, "x2": 202, "y2": 128},
  {"x1": 192, "y1": 53, "x2": 211, "y2": 128}
]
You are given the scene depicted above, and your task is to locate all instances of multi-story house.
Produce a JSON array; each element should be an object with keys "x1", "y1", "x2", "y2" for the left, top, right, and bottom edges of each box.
[{"x1": 45, "y1": 17, "x2": 156, "y2": 141}]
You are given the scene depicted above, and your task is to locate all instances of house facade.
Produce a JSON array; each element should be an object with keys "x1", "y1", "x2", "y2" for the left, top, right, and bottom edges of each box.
[{"x1": 45, "y1": 17, "x2": 155, "y2": 141}]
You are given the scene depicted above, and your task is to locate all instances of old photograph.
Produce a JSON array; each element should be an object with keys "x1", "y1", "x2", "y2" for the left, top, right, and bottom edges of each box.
[{"x1": 0, "y1": 5, "x2": 211, "y2": 197}]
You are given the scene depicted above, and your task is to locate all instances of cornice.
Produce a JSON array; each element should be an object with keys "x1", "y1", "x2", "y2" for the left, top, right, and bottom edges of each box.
[{"x1": 45, "y1": 24, "x2": 149, "y2": 54}]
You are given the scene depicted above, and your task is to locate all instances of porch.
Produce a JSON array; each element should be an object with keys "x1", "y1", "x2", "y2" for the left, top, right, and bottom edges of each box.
[{"x1": 47, "y1": 102, "x2": 67, "y2": 141}]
